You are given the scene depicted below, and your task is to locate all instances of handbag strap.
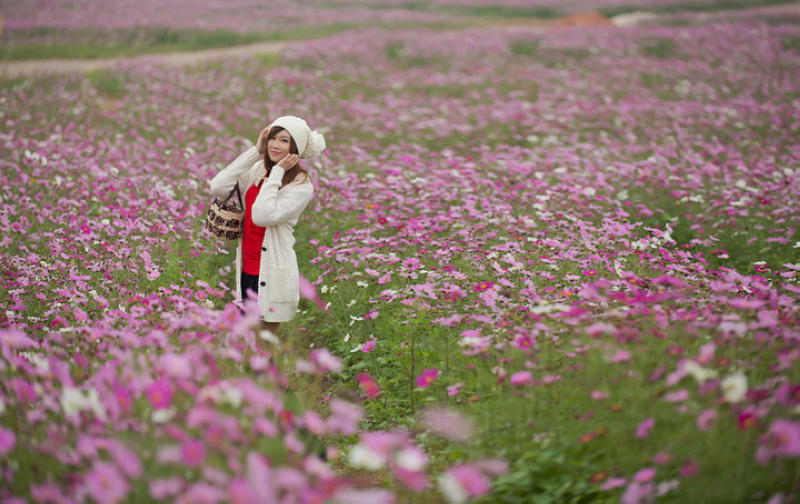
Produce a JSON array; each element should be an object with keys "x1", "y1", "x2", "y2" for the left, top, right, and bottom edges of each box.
[{"x1": 222, "y1": 183, "x2": 244, "y2": 209}]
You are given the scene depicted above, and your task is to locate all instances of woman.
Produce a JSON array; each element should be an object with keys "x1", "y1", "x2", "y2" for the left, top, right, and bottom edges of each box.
[{"x1": 209, "y1": 115, "x2": 325, "y2": 347}]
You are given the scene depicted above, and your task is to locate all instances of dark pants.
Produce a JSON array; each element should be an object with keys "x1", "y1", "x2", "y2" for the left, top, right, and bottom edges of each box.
[{"x1": 241, "y1": 271, "x2": 259, "y2": 300}]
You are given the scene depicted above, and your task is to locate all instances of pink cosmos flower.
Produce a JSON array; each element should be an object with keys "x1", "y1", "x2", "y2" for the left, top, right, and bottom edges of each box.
[
  {"x1": 514, "y1": 334, "x2": 533, "y2": 352},
  {"x1": 416, "y1": 368, "x2": 439, "y2": 388},
  {"x1": 0, "y1": 427, "x2": 15, "y2": 455},
  {"x1": 509, "y1": 371, "x2": 533, "y2": 386},
  {"x1": 447, "y1": 382, "x2": 463, "y2": 396},
  {"x1": 402, "y1": 257, "x2": 421, "y2": 271},
  {"x1": 634, "y1": 468, "x2": 656, "y2": 483},
  {"x1": 327, "y1": 399, "x2": 363, "y2": 436},
  {"x1": 680, "y1": 459, "x2": 700, "y2": 477},
  {"x1": 636, "y1": 418, "x2": 655, "y2": 438},
  {"x1": 420, "y1": 407, "x2": 474, "y2": 442},
  {"x1": 361, "y1": 338, "x2": 376, "y2": 353},
  {"x1": 85, "y1": 460, "x2": 129, "y2": 504},
  {"x1": 439, "y1": 464, "x2": 491, "y2": 499},
  {"x1": 610, "y1": 349, "x2": 631, "y2": 363},
  {"x1": 622, "y1": 481, "x2": 654, "y2": 504},
  {"x1": 310, "y1": 348, "x2": 343, "y2": 373},
  {"x1": 652, "y1": 452, "x2": 673, "y2": 465},
  {"x1": 332, "y1": 489, "x2": 394, "y2": 504},
  {"x1": 357, "y1": 373, "x2": 381, "y2": 399},
  {"x1": 663, "y1": 389, "x2": 689, "y2": 402},
  {"x1": 298, "y1": 274, "x2": 328, "y2": 312},
  {"x1": 181, "y1": 440, "x2": 207, "y2": 467},
  {"x1": 149, "y1": 477, "x2": 185, "y2": 499},
  {"x1": 601, "y1": 478, "x2": 627, "y2": 490},
  {"x1": 591, "y1": 390, "x2": 610, "y2": 400},
  {"x1": 473, "y1": 281, "x2": 495, "y2": 292},
  {"x1": 394, "y1": 467, "x2": 428, "y2": 491},
  {"x1": 755, "y1": 420, "x2": 800, "y2": 465},
  {"x1": 145, "y1": 378, "x2": 173, "y2": 410}
]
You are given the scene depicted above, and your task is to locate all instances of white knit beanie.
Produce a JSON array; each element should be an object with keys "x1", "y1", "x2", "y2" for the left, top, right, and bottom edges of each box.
[{"x1": 267, "y1": 116, "x2": 326, "y2": 159}]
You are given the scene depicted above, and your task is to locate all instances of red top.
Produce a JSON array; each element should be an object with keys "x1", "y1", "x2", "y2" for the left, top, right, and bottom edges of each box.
[{"x1": 242, "y1": 181, "x2": 266, "y2": 275}]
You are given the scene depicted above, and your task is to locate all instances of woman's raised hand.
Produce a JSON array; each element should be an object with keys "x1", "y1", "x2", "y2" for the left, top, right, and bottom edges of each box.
[
  {"x1": 256, "y1": 124, "x2": 271, "y2": 154},
  {"x1": 277, "y1": 153, "x2": 300, "y2": 170}
]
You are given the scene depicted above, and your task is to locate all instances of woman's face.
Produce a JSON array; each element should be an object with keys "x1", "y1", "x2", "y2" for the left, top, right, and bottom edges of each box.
[{"x1": 267, "y1": 129, "x2": 293, "y2": 164}]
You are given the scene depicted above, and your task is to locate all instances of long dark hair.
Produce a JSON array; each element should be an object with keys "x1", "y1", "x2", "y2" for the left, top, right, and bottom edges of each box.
[{"x1": 261, "y1": 126, "x2": 310, "y2": 187}]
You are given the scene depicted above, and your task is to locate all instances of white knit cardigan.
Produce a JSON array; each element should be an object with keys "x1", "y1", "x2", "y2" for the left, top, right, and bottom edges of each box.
[{"x1": 209, "y1": 145, "x2": 314, "y2": 322}]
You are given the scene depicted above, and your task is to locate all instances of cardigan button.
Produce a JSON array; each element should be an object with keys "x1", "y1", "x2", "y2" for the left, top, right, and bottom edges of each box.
[{"x1": 260, "y1": 281, "x2": 266, "y2": 286}]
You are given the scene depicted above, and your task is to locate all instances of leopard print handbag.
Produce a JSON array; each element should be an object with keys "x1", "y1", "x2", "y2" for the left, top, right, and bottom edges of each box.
[{"x1": 205, "y1": 183, "x2": 245, "y2": 240}]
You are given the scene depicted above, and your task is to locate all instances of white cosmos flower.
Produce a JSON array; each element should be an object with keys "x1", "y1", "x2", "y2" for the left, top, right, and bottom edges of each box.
[
  {"x1": 347, "y1": 444, "x2": 385, "y2": 470},
  {"x1": 60, "y1": 387, "x2": 86, "y2": 417},
  {"x1": 438, "y1": 473, "x2": 468, "y2": 504},
  {"x1": 684, "y1": 361, "x2": 718, "y2": 383},
  {"x1": 152, "y1": 407, "x2": 176, "y2": 423},
  {"x1": 259, "y1": 329, "x2": 279, "y2": 345},
  {"x1": 85, "y1": 388, "x2": 107, "y2": 421},
  {"x1": 531, "y1": 303, "x2": 570, "y2": 314},
  {"x1": 395, "y1": 447, "x2": 427, "y2": 472},
  {"x1": 221, "y1": 386, "x2": 242, "y2": 409},
  {"x1": 721, "y1": 371, "x2": 748, "y2": 403}
]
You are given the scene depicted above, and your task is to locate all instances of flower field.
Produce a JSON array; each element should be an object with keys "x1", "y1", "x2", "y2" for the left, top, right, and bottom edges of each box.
[{"x1": 1, "y1": 4, "x2": 800, "y2": 503}]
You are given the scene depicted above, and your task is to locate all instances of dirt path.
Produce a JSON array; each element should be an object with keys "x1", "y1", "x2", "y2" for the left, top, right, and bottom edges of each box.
[
  {"x1": 2, "y1": 2, "x2": 798, "y2": 80},
  {"x1": 0, "y1": 40, "x2": 289, "y2": 79}
]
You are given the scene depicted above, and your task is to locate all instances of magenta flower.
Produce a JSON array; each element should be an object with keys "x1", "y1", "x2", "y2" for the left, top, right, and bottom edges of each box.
[
  {"x1": 514, "y1": 334, "x2": 533, "y2": 352},
  {"x1": 85, "y1": 461, "x2": 129, "y2": 504},
  {"x1": 181, "y1": 440, "x2": 207, "y2": 467},
  {"x1": 145, "y1": 378, "x2": 173, "y2": 410},
  {"x1": 473, "y1": 281, "x2": 495, "y2": 292},
  {"x1": 416, "y1": 368, "x2": 439, "y2": 388}
]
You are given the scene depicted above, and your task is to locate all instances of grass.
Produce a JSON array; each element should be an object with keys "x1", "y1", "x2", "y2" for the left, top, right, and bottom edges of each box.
[
  {"x1": 85, "y1": 69, "x2": 127, "y2": 98},
  {"x1": 639, "y1": 37, "x2": 678, "y2": 59},
  {"x1": 321, "y1": 1, "x2": 561, "y2": 18},
  {"x1": 0, "y1": 24, "x2": 354, "y2": 61},
  {"x1": 599, "y1": 0, "x2": 798, "y2": 18},
  {"x1": 0, "y1": 20, "x2": 476, "y2": 62}
]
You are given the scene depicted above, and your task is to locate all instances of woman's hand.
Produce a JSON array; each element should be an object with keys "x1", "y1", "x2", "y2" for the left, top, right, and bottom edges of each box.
[
  {"x1": 277, "y1": 153, "x2": 300, "y2": 170},
  {"x1": 256, "y1": 124, "x2": 271, "y2": 154}
]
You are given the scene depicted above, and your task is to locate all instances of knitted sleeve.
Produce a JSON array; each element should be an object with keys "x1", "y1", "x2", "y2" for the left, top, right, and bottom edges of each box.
[
  {"x1": 251, "y1": 165, "x2": 314, "y2": 226},
  {"x1": 209, "y1": 146, "x2": 261, "y2": 198}
]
